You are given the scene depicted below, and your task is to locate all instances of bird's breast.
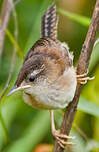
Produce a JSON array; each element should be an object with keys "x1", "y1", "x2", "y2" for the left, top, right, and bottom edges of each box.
[{"x1": 23, "y1": 67, "x2": 77, "y2": 109}]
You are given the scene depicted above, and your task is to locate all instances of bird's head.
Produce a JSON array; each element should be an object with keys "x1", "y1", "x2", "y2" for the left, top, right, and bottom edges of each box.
[
  {"x1": 7, "y1": 54, "x2": 48, "y2": 96},
  {"x1": 7, "y1": 51, "x2": 63, "y2": 97}
]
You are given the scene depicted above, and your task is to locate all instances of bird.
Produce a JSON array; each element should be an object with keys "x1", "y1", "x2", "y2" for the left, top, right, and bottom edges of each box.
[{"x1": 7, "y1": 4, "x2": 93, "y2": 148}]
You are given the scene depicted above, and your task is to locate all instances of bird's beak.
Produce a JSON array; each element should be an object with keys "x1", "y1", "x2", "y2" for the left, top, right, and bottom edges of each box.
[{"x1": 7, "y1": 85, "x2": 31, "y2": 97}]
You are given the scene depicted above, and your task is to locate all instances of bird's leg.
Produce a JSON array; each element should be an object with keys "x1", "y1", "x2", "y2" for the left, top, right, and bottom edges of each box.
[
  {"x1": 76, "y1": 70, "x2": 94, "y2": 84},
  {"x1": 50, "y1": 110, "x2": 74, "y2": 148}
]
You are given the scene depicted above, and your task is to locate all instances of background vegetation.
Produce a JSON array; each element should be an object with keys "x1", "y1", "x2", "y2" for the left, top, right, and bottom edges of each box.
[{"x1": 0, "y1": 0, "x2": 99, "y2": 152}]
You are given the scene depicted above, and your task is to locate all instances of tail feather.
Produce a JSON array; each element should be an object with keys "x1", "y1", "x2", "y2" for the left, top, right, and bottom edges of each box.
[{"x1": 41, "y1": 4, "x2": 58, "y2": 40}]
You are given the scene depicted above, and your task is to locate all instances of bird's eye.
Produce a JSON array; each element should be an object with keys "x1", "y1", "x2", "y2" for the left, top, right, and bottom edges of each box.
[{"x1": 29, "y1": 76, "x2": 36, "y2": 82}]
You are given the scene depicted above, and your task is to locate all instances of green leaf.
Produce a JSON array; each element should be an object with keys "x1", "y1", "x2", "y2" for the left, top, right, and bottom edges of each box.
[
  {"x1": 58, "y1": 8, "x2": 91, "y2": 26},
  {"x1": 86, "y1": 140, "x2": 99, "y2": 151},
  {"x1": 89, "y1": 41, "x2": 99, "y2": 71},
  {"x1": 78, "y1": 97, "x2": 99, "y2": 117},
  {"x1": 71, "y1": 129, "x2": 88, "y2": 152},
  {"x1": 3, "y1": 111, "x2": 50, "y2": 152},
  {"x1": 0, "y1": 94, "x2": 23, "y2": 151}
]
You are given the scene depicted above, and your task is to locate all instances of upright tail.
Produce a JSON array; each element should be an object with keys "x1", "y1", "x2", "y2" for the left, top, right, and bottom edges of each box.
[{"x1": 41, "y1": 4, "x2": 58, "y2": 40}]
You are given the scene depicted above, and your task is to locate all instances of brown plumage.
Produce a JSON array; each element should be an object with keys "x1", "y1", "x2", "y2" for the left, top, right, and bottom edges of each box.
[{"x1": 16, "y1": 37, "x2": 73, "y2": 87}]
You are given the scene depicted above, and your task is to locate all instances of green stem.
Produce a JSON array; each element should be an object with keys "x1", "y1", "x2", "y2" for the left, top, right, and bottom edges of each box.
[
  {"x1": 0, "y1": 111, "x2": 10, "y2": 144},
  {"x1": 0, "y1": 19, "x2": 24, "y2": 59}
]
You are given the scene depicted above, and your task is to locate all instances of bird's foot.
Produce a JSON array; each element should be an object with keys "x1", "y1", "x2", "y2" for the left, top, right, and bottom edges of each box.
[
  {"x1": 77, "y1": 70, "x2": 94, "y2": 84},
  {"x1": 52, "y1": 130, "x2": 74, "y2": 148}
]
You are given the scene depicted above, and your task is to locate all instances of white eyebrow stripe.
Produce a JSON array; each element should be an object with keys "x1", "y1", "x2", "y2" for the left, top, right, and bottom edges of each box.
[
  {"x1": 30, "y1": 65, "x2": 45, "y2": 77},
  {"x1": 30, "y1": 70, "x2": 41, "y2": 77}
]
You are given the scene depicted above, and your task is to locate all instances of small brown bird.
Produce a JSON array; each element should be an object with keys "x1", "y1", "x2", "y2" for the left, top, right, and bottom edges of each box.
[{"x1": 7, "y1": 4, "x2": 93, "y2": 147}]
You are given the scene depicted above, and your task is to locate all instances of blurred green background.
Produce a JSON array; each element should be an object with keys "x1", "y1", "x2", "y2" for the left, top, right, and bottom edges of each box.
[{"x1": 0, "y1": 0, "x2": 99, "y2": 152}]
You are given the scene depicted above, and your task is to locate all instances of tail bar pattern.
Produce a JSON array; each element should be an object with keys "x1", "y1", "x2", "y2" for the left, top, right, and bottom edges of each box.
[{"x1": 41, "y1": 4, "x2": 58, "y2": 40}]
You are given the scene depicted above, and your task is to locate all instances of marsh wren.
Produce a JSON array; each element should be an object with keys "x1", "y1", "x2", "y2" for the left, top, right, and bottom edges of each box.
[{"x1": 7, "y1": 4, "x2": 93, "y2": 148}]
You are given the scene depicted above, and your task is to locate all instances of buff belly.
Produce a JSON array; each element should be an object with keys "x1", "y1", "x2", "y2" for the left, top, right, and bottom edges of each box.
[
  {"x1": 23, "y1": 80, "x2": 77, "y2": 109},
  {"x1": 23, "y1": 92, "x2": 55, "y2": 109},
  {"x1": 23, "y1": 67, "x2": 77, "y2": 109},
  {"x1": 23, "y1": 92, "x2": 70, "y2": 110}
]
